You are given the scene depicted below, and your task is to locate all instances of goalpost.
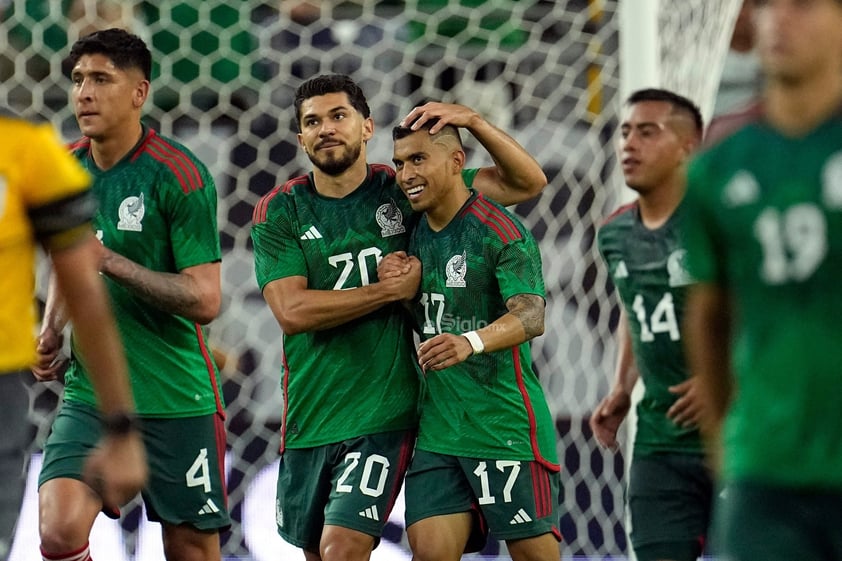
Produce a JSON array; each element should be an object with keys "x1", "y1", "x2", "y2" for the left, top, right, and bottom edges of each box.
[{"x1": 1, "y1": 1, "x2": 743, "y2": 559}]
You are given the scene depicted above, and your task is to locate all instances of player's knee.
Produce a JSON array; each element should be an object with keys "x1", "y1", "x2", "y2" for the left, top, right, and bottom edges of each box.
[
  {"x1": 161, "y1": 525, "x2": 220, "y2": 561},
  {"x1": 507, "y1": 533, "x2": 561, "y2": 561},
  {"x1": 38, "y1": 520, "x2": 88, "y2": 556},
  {"x1": 319, "y1": 527, "x2": 374, "y2": 561}
]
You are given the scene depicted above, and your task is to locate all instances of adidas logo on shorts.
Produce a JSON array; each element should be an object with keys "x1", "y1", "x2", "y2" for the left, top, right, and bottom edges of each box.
[
  {"x1": 198, "y1": 498, "x2": 220, "y2": 515},
  {"x1": 358, "y1": 505, "x2": 380, "y2": 520}
]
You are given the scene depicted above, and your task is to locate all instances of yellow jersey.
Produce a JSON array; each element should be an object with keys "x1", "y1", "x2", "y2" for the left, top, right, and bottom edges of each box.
[{"x1": 0, "y1": 115, "x2": 93, "y2": 372}]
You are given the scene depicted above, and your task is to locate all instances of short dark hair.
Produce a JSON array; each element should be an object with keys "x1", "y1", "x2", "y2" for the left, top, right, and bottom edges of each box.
[
  {"x1": 67, "y1": 28, "x2": 151, "y2": 81},
  {"x1": 626, "y1": 88, "x2": 704, "y2": 135},
  {"x1": 294, "y1": 74, "x2": 371, "y2": 128},
  {"x1": 392, "y1": 115, "x2": 463, "y2": 146}
]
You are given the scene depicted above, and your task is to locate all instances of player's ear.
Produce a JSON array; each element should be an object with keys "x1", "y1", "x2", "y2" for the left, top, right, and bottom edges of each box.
[
  {"x1": 133, "y1": 80, "x2": 150, "y2": 109},
  {"x1": 362, "y1": 116, "x2": 374, "y2": 142},
  {"x1": 451, "y1": 148, "x2": 466, "y2": 173},
  {"x1": 297, "y1": 133, "x2": 308, "y2": 154}
]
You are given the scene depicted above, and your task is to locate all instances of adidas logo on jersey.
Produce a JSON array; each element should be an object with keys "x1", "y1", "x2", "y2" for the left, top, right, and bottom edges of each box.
[
  {"x1": 359, "y1": 505, "x2": 380, "y2": 521},
  {"x1": 300, "y1": 225, "x2": 323, "y2": 240},
  {"x1": 614, "y1": 260, "x2": 629, "y2": 279},
  {"x1": 509, "y1": 508, "x2": 533, "y2": 525},
  {"x1": 197, "y1": 498, "x2": 220, "y2": 515}
]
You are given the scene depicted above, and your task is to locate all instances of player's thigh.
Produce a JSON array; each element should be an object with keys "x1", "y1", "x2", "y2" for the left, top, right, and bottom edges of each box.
[
  {"x1": 37, "y1": 402, "x2": 105, "y2": 546},
  {"x1": 39, "y1": 401, "x2": 101, "y2": 489},
  {"x1": 323, "y1": 430, "x2": 415, "y2": 538},
  {"x1": 714, "y1": 481, "x2": 842, "y2": 561},
  {"x1": 405, "y1": 450, "x2": 483, "y2": 555},
  {"x1": 458, "y1": 456, "x2": 561, "y2": 545},
  {"x1": 141, "y1": 412, "x2": 230, "y2": 532},
  {"x1": 276, "y1": 445, "x2": 334, "y2": 551},
  {"x1": 628, "y1": 453, "x2": 712, "y2": 561}
]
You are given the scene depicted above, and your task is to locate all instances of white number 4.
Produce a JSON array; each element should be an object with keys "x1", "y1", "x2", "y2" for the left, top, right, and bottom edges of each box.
[{"x1": 186, "y1": 448, "x2": 211, "y2": 492}]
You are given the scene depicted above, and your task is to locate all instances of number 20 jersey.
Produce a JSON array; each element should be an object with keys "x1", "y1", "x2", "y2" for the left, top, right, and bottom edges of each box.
[{"x1": 252, "y1": 164, "x2": 420, "y2": 450}]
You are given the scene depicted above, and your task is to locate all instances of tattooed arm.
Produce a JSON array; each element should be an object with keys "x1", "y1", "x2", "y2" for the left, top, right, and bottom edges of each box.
[
  {"x1": 100, "y1": 246, "x2": 221, "y2": 325},
  {"x1": 416, "y1": 293, "x2": 545, "y2": 372}
]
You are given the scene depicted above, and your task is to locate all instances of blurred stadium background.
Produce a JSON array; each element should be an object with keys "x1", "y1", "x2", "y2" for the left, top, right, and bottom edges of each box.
[{"x1": 1, "y1": 1, "x2": 744, "y2": 559}]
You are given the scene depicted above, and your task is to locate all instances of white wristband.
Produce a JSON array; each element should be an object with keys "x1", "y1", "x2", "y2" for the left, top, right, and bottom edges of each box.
[{"x1": 462, "y1": 331, "x2": 485, "y2": 355}]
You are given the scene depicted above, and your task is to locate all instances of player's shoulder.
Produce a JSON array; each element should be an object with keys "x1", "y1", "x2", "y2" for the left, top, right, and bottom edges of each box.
[
  {"x1": 370, "y1": 162, "x2": 396, "y2": 180},
  {"x1": 704, "y1": 99, "x2": 764, "y2": 148},
  {"x1": 600, "y1": 201, "x2": 638, "y2": 229},
  {"x1": 252, "y1": 175, "x2": 309, "y2": 225},
  {"x1": 460, "y1": 193, "x2": 529, "y2": 243},
  {"x1": 135, "y1": 128, "x2": 213, "y2": 193},
  {"x1": 597, "y1": 201, "x2": 637, "y2": 250}
]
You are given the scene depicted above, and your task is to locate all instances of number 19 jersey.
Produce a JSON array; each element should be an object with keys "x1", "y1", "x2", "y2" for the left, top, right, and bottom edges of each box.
[{"x1": 683, "y1": 115, "x2": 842, "y2": 488}]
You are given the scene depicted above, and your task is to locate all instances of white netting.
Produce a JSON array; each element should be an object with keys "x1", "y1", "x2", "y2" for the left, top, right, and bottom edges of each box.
[{"x1": 0, "y1": 1, "x2": 740, "y2": 559}]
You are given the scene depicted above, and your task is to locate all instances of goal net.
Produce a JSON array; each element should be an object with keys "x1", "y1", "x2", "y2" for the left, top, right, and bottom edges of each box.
[{"x1": 0, "y1": 1, "x2": 742, "y2": 559}]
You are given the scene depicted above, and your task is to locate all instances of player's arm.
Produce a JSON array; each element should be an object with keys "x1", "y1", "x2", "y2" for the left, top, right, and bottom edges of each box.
[
  {"x1": 416, "y1": 292, "x2": 545, "y2": 372},
  {"x1": 262, "y1": 257, "x2": 420, "y2": 335},
  {"x1": 401, "y1": 102, "x2": 547, "y2": 205},
  {"x1": 684, "y1": 283, "x2": 733, "y2": 446},
  {"x1": 99, "y1": 248, "x2": 221, "y2": 325},
  {"x1": 32, "y1": 271, "x2": 70, "y2": 381},
  {"x1": 47, "y1": 231, "x2": 147, "y2": 508},
  {"x1": 590, "y1": 308, "x2": 639, "y2": 449}
]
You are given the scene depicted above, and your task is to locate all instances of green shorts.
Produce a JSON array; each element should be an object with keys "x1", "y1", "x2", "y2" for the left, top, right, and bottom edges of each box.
[
  {"x1": 276, "y1": 430, "x2": 415, "y2": 551},
  {"x1": 627, "y1": 452, "x2": 713, "y2": 561},
  {"x1": 39, "y1": 400, "x2": 230, "y2": 531},
  {"x1": 404, "y1": 449, "x2": 561, "y2": 551},
  {"x1": 713, "y1": 480, "x2": 842, "y2": 561}
]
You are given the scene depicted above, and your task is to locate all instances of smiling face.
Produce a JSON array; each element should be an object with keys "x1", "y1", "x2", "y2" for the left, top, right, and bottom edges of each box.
[
  {"x1": 296, "y1": 91, "x2": 373, "y2": 176},
  {"x1": 392, "y1": 127, "x2": 464, "y2": 214},
  {"x1": 617, "y1": 100, "x2": 693, "y2": 195},
  {"x1": 71, "y1": 53, "x2": 148, "y2": 141}
]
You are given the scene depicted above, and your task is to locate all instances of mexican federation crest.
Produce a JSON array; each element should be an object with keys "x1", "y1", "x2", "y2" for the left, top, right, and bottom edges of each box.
[
  {"x1": 117, "y1": 193, "x2": 145, "y2": 232},
  {"x1": 667, "y1": 248, "x2": 694, "y2": 287},
  {"x1": 375, "y1": 199, "x2": 406, "y2": 237},
  {"x1": 445, "y1": 252, "x2": 468, "y2": 288}
]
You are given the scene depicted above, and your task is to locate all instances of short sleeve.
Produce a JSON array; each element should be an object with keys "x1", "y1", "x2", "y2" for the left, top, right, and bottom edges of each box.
[
  {"x1": 164, "y1": 165, "x2": 221, "y2": 271},
  {"x1": 251, "y1": 196, "x2": 307, "y2": 290},
  {"x1": 495, "y1": 234, "x2": 545, "y2": 301},
  {"x1": 682, "y1": 158, "x2": 725, "y2": 285}
]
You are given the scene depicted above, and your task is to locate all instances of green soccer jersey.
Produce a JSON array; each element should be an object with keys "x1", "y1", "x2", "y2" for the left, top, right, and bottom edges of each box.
[
  {"x1": 408, "y1": 192, "x2": 558, "y2": 467},
  {"x1": 598, "y1": 202, "x2": 703, "y2": 456},
  {"x1": 63, "y1": 127, "x2": 224, "y2": 418},
  {"x1": 683, "y1": 114, "x2": 842, "y2": 489}
]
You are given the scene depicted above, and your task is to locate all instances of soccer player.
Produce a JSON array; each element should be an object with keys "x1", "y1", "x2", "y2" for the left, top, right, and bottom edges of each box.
[
  {"x1": 250, "y1": 74, "x2": 546, "y2": 561},
  {"x1": 0, "y1": 112, "x2": 146, "y2": 561},
  {"x1": 383, "y1": 117, "x2": 560, "y2": 561},
  {"x1": 32, "y1": 29, "x2": 228, "y2": 561},
  {"x1": 682, "y1": 1, "x2": 842, "y2": 559},
  {"x1": 590, "y1": 89, "x2": 710, "y2": 561}
]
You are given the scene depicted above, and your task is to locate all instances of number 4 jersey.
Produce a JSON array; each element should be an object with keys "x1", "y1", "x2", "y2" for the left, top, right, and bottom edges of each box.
[
  {"x1": 683, "y1": 114, "x2": 842, "y2": 488},
  {"x1": 597, "y1": 201, "x2": 703, "y2": 456}
]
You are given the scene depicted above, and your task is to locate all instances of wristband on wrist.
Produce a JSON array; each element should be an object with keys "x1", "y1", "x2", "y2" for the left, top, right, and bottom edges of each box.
[
  {"x1": 101, "y1": 412, "x2": 139, "y2": 436},
  {"x1": 462, "y1": 330, "x2": 485, "y2": 355}
]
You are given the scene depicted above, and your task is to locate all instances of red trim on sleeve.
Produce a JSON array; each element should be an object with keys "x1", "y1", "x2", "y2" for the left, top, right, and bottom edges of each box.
[
  {"x1": 144, "y1": 136, "x2": 203, "y2": 193},
  {"x1": 253, "y1": 176, "x2": 308, "y2": 224}
]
